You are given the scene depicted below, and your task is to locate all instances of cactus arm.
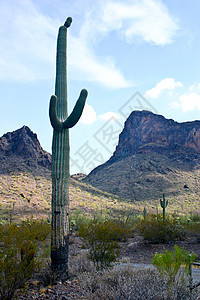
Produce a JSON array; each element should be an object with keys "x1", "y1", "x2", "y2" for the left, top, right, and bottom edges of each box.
[
  {"x1": 64, "y1": 17, "x2": 72, "y2": 28},
  {"x1": 63, "y1": 89, "x2": 88, "y2": 129},
  {"x1": 49, "y1": 95, "x2": 63, "y2": 132}
]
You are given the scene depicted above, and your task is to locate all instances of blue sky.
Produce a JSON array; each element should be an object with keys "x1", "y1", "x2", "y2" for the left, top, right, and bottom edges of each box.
[{"x1": 0, "y1": 0, "x2": 199, "y2": 174}]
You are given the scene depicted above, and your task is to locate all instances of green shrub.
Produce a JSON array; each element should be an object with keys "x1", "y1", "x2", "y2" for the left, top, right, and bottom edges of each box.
[
  {"x1": 188, "y1": 222, "x2": 200, "y2": 242},
  {"x1": 78, "y1": 219, "x2": 120, "y2": 270},
  {"x1": 137, "y1": 214, "x2": 186, "y2": 243},
  {"x1": 0, "y1": 220, "x2": 50, "y2": 300},
  {"x1": 178, "y1": 214, "x2": 200, "y2": 241},
  {"x1": 69, "y1": 209, "x2": 91, "y2": 233},
  {"x1": 152, "y1": 245, "x2": 196, "y2": 299}
]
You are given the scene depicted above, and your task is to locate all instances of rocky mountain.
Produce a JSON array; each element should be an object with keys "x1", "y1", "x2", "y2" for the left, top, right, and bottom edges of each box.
[
  {"x1": 84, "y1": 111, "x2": 200, "y2": 205},
  {"x1": 111, "y1": 110, "x2": 200, "y2": 160},
  {"x1": 0, "y1": 126, "x2": 51, "y2": 174},
  {"x1": 0, "y1": 127, "x2": 133, "y2": 223}
]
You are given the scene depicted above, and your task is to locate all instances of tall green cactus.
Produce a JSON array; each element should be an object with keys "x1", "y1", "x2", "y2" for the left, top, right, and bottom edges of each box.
[
  {"x1": 143, "y1": 206, "x2": 147, "y2": 219},
  {"x1": 49, "y1": 17, "x2": 87, "y2": 281},
  {"x1": 160, "y1": 193, "x2": 168, "y2": 222}
]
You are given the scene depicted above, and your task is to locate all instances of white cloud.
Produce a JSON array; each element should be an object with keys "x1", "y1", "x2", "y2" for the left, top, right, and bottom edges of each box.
[
  {"x1": 171, "y1": 82, "x2": 200, "y2": 112},
  {"x1": 99, "y1": 112, "x2": 120, "y2": 121},
  {"x1": 189, "y1": 82, "x2": 200, "y2": 91},
  {"x1": 100, "y1": 0, "x2": 179, "y2": 45},
  {"x1": 145, "y1": 78, "x2": 183, "y2": 98},
  {"x1": 178, "y1": 93, "x2": 200, "y2": 112},
  {"x1": 0, "y1": 0, "x2": 179, "y2": 87},
  {"x1": 0, "y1": 0, "x2": 132, "y2": 88},
  {"x1": 69, "y1": 36, "x2": 131, "y2": 89},
  {"x1": 0, "y1": 0, "x2": 59, "y2": 81},
  {"x1": 79, "y1": 103, "x2": 97, "y2": 124}
]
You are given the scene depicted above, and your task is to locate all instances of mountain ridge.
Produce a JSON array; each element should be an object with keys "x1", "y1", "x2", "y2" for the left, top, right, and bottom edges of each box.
[{"x1": 84, "y1": 110, "x2": 200, "y2": 204}]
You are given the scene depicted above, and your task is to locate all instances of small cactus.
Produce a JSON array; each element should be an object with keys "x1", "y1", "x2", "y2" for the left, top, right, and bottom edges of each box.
[
  {"x1": 143, "y1": 207, "x2": 147, "y2": 219},
  {"x1": 160, "y1": 193, "x2": 168, "y2": 221}
]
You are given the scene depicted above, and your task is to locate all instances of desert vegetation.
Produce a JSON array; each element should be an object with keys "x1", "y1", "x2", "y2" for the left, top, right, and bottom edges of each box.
[
  {"x1": 0, "y1": 207, "x2": 199, "y2": 299},
  {"x1": 0, "y1": 172, "x2": 200, "y2": 298}
]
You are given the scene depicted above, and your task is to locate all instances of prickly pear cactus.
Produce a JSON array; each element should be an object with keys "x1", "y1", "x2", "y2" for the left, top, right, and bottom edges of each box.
[{"x1": 49, "y1": 17, "x2": 87, "y2": 281}]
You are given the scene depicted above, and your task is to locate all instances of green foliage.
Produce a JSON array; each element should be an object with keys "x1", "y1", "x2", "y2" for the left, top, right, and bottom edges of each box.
[
  {"x1": 152, "y1": 245, "x2": 196, "y2": 298},
  {"x1": 0, "y1": 220, "x2": 50, "y2": 300},
  {"x1": 178, "y1": 214, "x2": 200, "y2": 242},
  {"x1": 69, "y1": 209, "x2": 91, "y2": 233},
  {"x1": 78, "y1": 219, "x2": 121, "y2": 270},
  {"x1": 187, "y1": 222, "x2": 200, "y2": 242},
  {"x1": 137, "y1": 214, "x2": 185, "y2": 243}
]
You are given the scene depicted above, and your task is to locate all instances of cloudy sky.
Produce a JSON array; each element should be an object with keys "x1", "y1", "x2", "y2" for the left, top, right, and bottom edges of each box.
[{"x1": 0, "y1": 0, "x2": 199, "y2": 174}]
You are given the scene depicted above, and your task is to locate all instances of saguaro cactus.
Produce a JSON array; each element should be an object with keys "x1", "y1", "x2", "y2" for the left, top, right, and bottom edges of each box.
[
  {"x1": 49, "y1": 17, "x2": 87, "y2": 281},
  {"x1": 160, "y1": 193, "x2": 168, "y2": 222},
  {"x1": 143, "y1": 206, "x2": 147, "y2": 219}
]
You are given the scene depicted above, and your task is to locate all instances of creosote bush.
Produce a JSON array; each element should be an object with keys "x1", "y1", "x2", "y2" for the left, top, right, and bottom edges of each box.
[
  {"x1": 78, "y1": 219, "x2": 122, "y2": 270},
  {"x1": 0, "y1": 220, "x2": 51, "y2": 300},
  {"x1": 137, "y1": 214, "x2": 186, "y2": 243}
]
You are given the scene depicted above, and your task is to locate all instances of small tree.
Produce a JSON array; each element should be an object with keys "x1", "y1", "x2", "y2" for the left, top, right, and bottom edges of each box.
[{"x1": 78, "y1": 220, "x2": 120, "y2": 270}]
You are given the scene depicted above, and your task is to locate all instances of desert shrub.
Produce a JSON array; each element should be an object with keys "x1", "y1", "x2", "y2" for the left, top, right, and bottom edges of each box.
[
  {"x1": 78, "y1": 219, "x2": 121, "y2": 270},
  {"x1": 188, "y1": 222, "x2": 200, "y2": 242},
  {"x1": 68, "y1": 251, "x2": 96, "y2": 276},
  {"x1": 98, "y1": 218, "x2": 132, "y2": 242},
  {"x1": 179, "y1": 213, "x2": 200, "y2": 225},
  {"x1": 152, "y1": 244, "x2": 196, "y2": 299},
  {"x1": 178, "y1": 214, "x2": 200, "y2": 241},
  {"x1": 189, "y1": 213, "x2": 200, "y2": 223},
  {"x1": 69, "y1": 209, "x2": 91, "y2": 233},
  {"x1": 78, "y1": 266, "x2": 199, "y2": 299},
  {"x1": 137, "y1": 214, "x2": 186, "y2": 243},
  {"x1": 0, "y1": 220, "x2": 50, "y2": 300}
]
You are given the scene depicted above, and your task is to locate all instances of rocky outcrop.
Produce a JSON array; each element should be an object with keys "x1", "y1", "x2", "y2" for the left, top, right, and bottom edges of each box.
[
  {"x1": 112, "y1": 110, "x2": 200, "y2": 161},
  {"x1": 84, "y1": 111, "x2": 200, "y2": 201},
  {"x1": 0, "y1": 126, "x2": 51, "y2": 171}
]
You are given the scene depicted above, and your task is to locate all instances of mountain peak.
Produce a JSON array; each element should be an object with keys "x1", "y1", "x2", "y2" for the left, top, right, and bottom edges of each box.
[
  {"x1": 0, "y1": 126, "x2": 51, "y2": 171},
  {"x1": 84, "y1": 111, "x2": 200, "y2": 201},
  {"x1": 111, "y1": 110, "x2": 200, "y2": 162}
]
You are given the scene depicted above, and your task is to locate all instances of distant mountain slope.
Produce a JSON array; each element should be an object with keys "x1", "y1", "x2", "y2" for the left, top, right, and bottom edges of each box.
[
  {"x1": 0, "y1": 126, "x2": 51, "y2": 174},
  {"x1": 0, "y1": 121, "x2": 199, "y2": 223},
  {"x1": 0, "y1": 126, "x2": 137, "y2": 223},
  {"x1": 84, "y1": 111, "x2": 200, "y2": 206}
]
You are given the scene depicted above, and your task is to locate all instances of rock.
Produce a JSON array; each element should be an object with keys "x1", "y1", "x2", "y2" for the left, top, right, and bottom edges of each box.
[{"x1": 127, "y1": 242, "x2": 139, "y2": 252}]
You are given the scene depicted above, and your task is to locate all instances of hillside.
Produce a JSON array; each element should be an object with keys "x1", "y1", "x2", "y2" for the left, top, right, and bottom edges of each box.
[
  {"x1": 84, "y1": 111, "x2": 200, "y2": 212},
  {"x1": 0, "y1": 119, "x2": 200, "y2": 224},
  {"x1": 0, "y1": 126, "x2": 140, "y2": 223}
]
